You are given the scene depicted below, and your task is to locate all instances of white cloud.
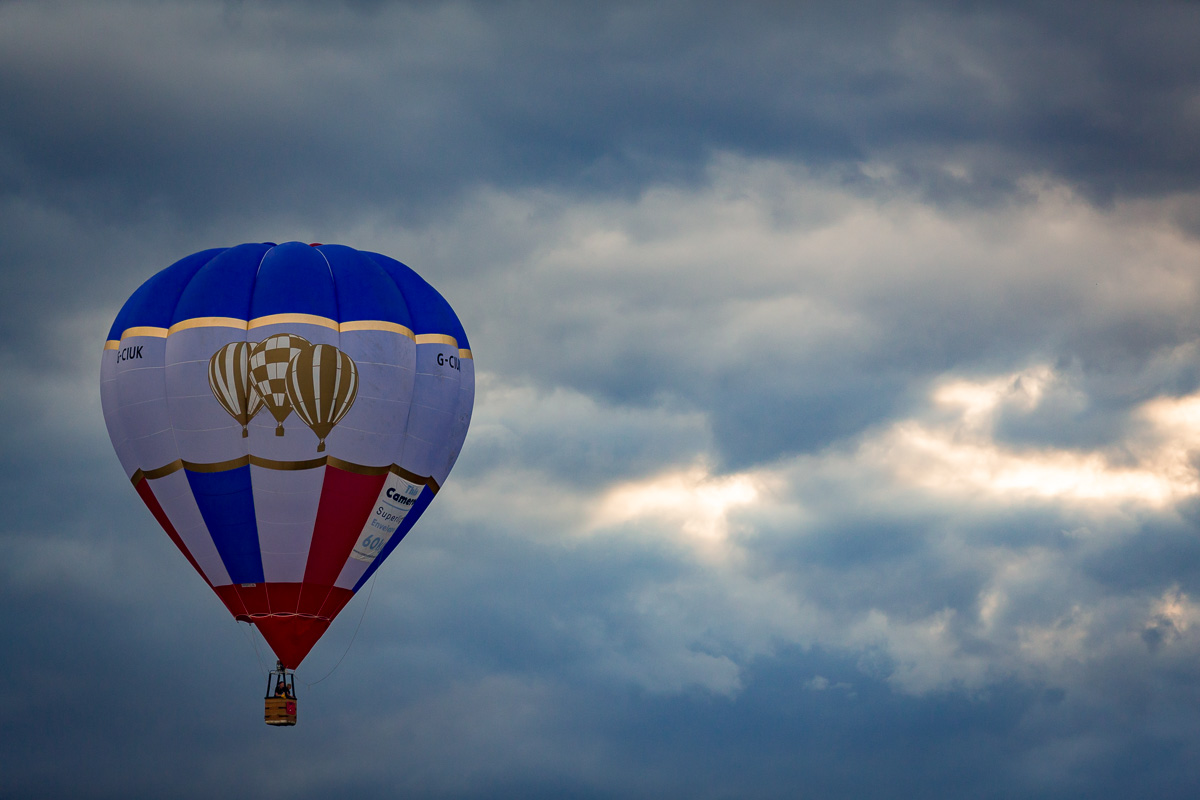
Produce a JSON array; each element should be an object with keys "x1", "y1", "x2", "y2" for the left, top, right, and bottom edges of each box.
[
  {"x1": 404, "y1": 162, "x2": 1200, "y2": 702},
  {"x1": 862, "y1": 365, "x2": 1200, "y2": 507},
  {"x1": 590, "y1": 462, "x2": 761, "y2": 550}
]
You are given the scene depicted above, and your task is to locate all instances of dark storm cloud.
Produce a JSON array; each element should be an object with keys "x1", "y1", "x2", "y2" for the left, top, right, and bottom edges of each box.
[
  {"x1": 3, "y1": 0, "x2": 1200, "y2": 229},
  {"x1": 1081, "y1": 501, "x2": 1200, "y2": 594}
]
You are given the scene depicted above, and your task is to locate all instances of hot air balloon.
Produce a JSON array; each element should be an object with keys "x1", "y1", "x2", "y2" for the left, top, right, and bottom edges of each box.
[{"x1": 99, "y1": 242, "x2": 474, "y2": 725}]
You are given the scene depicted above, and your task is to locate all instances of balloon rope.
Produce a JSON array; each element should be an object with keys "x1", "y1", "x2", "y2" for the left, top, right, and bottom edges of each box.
[
  {"x1": 305, "y1": 574, "x2": 376, "y2": 690},
  {"x1": 240, "y1": 619, "x2": 267, "y2": 678}
]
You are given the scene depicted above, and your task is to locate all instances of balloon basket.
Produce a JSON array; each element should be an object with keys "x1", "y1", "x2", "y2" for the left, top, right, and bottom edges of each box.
[{"x1": 264, "y1": 660, "x2": 297, "y2": 727}]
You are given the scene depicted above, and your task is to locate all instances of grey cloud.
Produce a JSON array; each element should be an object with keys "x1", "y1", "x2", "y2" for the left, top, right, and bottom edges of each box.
[
  {"x1": 416, "y1": 163, "x2": 1200, "y2": 468},
  {"x1": 4, "y1": 0, "x2": 1200, "y2": 231},
  {"x1": 459, "y1": 381, "x2": 711, "y2": 489}
]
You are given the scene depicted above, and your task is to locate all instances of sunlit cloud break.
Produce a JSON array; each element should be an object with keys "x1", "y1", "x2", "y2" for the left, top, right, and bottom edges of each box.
[
  {"x1": 584, "y1": 363, "x2": 1200, "y2": 561},
  {"x1": 865, "y1": 366, "x2": 1200, "y2": 507},
  {"x1": 591, "y1": 462, "x2": 760, "y2": 548}
]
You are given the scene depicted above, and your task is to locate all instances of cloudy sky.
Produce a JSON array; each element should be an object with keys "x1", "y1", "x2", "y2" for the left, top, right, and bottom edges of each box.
[{"x1": 6, "y1": 1, "x2": 1200, "y2": 797}]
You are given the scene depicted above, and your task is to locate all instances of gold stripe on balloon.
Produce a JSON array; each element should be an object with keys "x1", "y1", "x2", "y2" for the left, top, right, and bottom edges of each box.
[
  {"x1": 415, "y1": 333, "x2": 458, "y2": 346},
  {"x1": 155, "y1": 315, "x2": 441, "y2": 340},
  {"x1": 104, "y1": 340, "x2": 120, "y2": 351},
  {"x1": 459, "y1": 349, "x2": 473, "y2": 359},
  {"x1": 249, "y1": 454, "x2": 327, "y2": 471},
  {"x1": 339, "y1": 320, "x2": 415, "y2": 339},
  {"x1": 119, "y1": 326, "x2": 169, "y2": 340},
  {"x1": 183, "y1": 456, "x2": 252, "y2": 473},
  {"x1": 168, "y1": 317, "x2": 248, "y2": 334},
  {"x1": 132, "y1": 459, "x2": 185, "y2": 483},
  {"x1": 248, "y1": 313, "x2": 340, "y2": 331},
  {"x1": 144, "y1": 459, "x2": 185, "y2": 479},
  {"x1": 133, "y1": 455, "x2": 437, "y2": 491}
]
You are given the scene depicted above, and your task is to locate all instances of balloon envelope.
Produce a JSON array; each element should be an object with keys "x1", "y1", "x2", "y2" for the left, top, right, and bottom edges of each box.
[{"x1": 100, "y1": 242, "x2": 474, "y2": 668}]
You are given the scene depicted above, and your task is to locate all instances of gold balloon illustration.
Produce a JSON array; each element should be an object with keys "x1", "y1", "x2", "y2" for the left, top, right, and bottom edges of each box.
[
  {"x1": 285, "y1": 343, "x2": 359, "y2": 452},
  {"x1": 208, "y1": 341, "x2": 265, "y2": 437},
  {"x1": 248, "y1": 333, "x2": 312, "y2": 436}
]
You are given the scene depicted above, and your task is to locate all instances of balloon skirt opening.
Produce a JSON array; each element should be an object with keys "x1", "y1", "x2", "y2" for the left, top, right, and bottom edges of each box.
[{"x1": 254, "y1": 616, "x2": 332, "y2": 670}]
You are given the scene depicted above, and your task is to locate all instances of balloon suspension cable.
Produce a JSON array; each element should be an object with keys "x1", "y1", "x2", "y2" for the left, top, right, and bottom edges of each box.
[
  {"x1": 240, "y1": 619, "x2": 268, "y2": 679},
  {"x1": 305, "y1": 574, "x2": 376, "y2": 690}
]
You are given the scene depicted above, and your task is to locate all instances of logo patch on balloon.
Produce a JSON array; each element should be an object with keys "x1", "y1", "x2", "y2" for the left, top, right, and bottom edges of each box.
[
  {"x1": 286, "y1": 343, "x2": 359, "y2": 453},
  {"x1": 209, "y1": 335, "x2": 359, "y2": 451},
  {"x1": 351, "y1": 473, "x2": 424, "y2": 563},
  {"x1": 248, "y1": 333, "x2": 313, "y2": 436},
  {"x1": 209, "y1": 341, "x2": 266, "y2": 438}
]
